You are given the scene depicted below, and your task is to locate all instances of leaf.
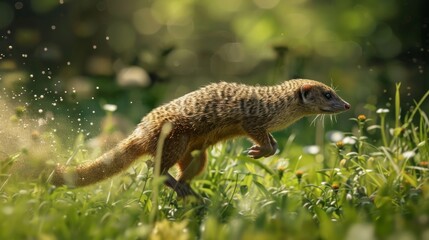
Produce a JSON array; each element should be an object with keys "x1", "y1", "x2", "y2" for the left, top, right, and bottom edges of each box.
[
  {"x1": 314, "y1": 207, "x2": 340, "y2": 240},
  {"x1": 252, "y1": 180, "x2": 272, "y2": 197},
  {"x1": 239, "y1": 156, "x2": 275, "y2": 176}
]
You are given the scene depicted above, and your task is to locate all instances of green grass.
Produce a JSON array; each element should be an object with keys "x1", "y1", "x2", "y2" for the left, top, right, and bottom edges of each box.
[{"x1": 1, "y1": 85, "x2": 429, "y2": 240}]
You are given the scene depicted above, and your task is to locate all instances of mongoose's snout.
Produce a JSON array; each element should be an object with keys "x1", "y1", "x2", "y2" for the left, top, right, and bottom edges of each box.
[
  {"x1": 336, "y1": 97, "x2": 351, "y2": 112},
  {"x1": 332, "y1": 99, "x2": 351, "y2": 113},
  {"x1": 344, "y1": 102, "x2": 351, "y2": 110}
]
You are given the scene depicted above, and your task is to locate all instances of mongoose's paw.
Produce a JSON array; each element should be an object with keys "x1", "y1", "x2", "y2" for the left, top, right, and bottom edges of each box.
[
  {"x1": 165, "y1": 173, "x2": 201, "y2": 199},
  {"x1": 247, "y1": 145, "x2": 276, "y2": 159},
  {"x1": 174, "y1": 181, "x2": 201, "y2": 199}
]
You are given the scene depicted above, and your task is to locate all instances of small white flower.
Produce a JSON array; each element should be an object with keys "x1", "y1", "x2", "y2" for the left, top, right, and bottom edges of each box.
[
  {"x1": 326, "y1": 131, "x2": 344, "y2": 142},
  {"x1": 346, "y1": 193, "x2": 353, "y2": 201},
  {"x1": 402, "y1": 151, "x2": 415, "y2": 159},
  {"x1": 103, "y1": 104, "x2": 117, "y2": 112},
  {"x1": 303, "y1": 145, "x2": 320, "y2": 155},
  {"x1": 376, "y1": 108, "x2": 390, "y2": 114},
  {"x1": 342, "y1": 136, "x2": 356, "y2": 145}
]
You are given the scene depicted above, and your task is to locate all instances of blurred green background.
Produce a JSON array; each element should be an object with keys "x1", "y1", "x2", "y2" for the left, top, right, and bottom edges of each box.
[{"x1": 0, "y1": 0, "x2": 428, "y2": 144}]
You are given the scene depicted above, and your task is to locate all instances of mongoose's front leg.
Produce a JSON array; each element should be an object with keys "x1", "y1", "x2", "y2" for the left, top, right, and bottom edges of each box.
[{"x1": 246, "y1": 129, "x2": 278, "y2": 159}]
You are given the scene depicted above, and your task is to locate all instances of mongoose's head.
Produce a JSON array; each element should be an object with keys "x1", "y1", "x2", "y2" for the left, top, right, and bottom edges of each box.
[{"x1": 299, "y1": 81, "x2": 350, "y2": 115}]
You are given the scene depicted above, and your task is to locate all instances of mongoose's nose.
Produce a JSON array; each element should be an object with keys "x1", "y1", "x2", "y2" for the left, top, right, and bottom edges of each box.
[{"x1": 345, "y1": 103, "x2": 351, "y2": 110}]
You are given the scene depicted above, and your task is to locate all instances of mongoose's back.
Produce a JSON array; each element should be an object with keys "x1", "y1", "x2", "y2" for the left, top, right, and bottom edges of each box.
[{"x1": 144, "y1": 79, "x2": 322, "y2": 134}]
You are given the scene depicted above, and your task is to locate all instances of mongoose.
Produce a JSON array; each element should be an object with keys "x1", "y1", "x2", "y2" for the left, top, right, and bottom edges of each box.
[{"x1": 51, "y1": 79, "x2": 350, "y2": 197}]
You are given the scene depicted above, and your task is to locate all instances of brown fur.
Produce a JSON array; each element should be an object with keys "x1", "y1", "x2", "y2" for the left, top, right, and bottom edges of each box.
[{"x1": 51, "y1": 79, "x2": 350, "y2": 197}]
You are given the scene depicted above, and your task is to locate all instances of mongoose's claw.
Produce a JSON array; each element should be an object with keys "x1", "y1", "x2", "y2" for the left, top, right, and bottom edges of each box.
[
  {"x1": 247, "y1": 145, "x2": 275, "y2": 159},
  {"x1": 247, "y1": 145, "x2": 262, "y2": 159}
]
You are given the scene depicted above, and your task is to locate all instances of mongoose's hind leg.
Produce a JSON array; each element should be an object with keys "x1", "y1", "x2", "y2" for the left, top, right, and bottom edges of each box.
[
  {"x1": 165, "y1": 148, "x2": 207, "y2": 198},
  {"x1": 154, "y1": 135, "x2": 198, "y2": 197},
  {"x1": 147, "y1": 159, "x2": 196, "y2": 197},
  {"x1": 246, "y1": 130, "x2": 278, "y2": 159},
  {"x1": 164, "y1": 173, "x2": 197, "y2": 198},
  {"x1": 177, "y1": 148, "x2": 207, "y2": 182}
]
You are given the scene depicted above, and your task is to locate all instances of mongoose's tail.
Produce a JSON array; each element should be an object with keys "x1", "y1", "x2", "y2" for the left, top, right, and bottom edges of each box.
[{"x1": 51, "y1": 131, "x2": 149, "y2": 187}]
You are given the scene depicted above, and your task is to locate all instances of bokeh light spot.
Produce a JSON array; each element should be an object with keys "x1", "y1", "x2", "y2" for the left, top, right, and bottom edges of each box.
[
  {"x1": 166, "y1": 49, "x2": 197, "y2": 75},
  {"x1": 107, "y1": 22, "x2": 136, "y2": 53},
  {"x1": 167, "y1": 17, "x2": 194, "y2": 39},
  {"x1": 219, "y1": 43, "x2": 245, "y2": 63},
  {"x1": 133, "y1": 8, "x2": 162, "y2": 35}
]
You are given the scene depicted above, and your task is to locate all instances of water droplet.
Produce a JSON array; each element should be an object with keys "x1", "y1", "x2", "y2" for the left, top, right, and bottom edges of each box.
[{"x1": 51, "y1": 25, "x2": 56, "y2": 30}]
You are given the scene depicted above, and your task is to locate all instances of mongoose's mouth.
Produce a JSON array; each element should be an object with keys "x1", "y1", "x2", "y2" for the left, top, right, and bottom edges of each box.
[
  {"x1": 320, "y1": 102, "x2": 351, "y2": 113},
  {"x1": 320, "y1": 108, "x2": 340, "y2": 114}
]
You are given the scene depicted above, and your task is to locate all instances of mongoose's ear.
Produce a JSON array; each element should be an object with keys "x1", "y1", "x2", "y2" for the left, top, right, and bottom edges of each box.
[{"x1": 300, "y1": 84, "x2": 313, "y2": 103}]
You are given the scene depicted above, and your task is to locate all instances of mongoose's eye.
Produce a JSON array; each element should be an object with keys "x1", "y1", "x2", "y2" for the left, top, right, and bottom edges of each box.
[{"x1": 324, "y1": 93, "x2": 332, "y2": 100}]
